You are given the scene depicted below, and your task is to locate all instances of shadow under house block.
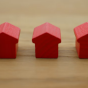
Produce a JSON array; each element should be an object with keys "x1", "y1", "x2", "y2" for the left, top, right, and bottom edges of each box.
[
  {"x1": 74, "y1": 22, "x2": 88, "y2": 59},
  {"x1": 32, "y1": 22, "x2": 61, "y2": 58},
  {"x1": 0, "y1": 22, "x2": 20, "y2": 58}
]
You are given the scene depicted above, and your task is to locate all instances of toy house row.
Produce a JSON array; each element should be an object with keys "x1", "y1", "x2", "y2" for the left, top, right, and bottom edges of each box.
[{"x1": 0, "y1": 22, "x2": 88, "y2": 59}]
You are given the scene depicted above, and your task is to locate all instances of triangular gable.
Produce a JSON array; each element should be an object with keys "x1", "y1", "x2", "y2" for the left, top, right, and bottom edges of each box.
[
  {"x1": 32, "y1": 22, "x2": 61, "y2": 43},
  {"x1": 32, "y1": 32, "x2": 61, "y2": 43},
  {"x1": 74, "y1": 22, "x2": 88, "y2": 43},
  {"x1": 0, "y1": 22, "x2": 20, "y2": 43}
]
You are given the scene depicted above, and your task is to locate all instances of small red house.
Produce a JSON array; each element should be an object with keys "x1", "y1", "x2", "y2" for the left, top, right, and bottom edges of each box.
[
  {"x1": 0, "y1": 22, "x2": 20, "y2": 58},
  {"x1": 74, "y1": 22, "x2": 88, "y2": 58},
  {"x1": 32, "y1": 22, "x2": 61, "y2": 58}
]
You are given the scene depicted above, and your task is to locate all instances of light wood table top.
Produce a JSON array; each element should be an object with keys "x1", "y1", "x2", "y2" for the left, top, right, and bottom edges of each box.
[{"x1": 0, "y1": 0, "x2": 88, "y2": 88}]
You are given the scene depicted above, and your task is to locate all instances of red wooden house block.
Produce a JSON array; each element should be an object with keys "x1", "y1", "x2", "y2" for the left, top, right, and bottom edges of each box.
[
  {"x1": 32, "y1": 22, "x2": 61, "y2": 58},
  {"x1": 0, "y1": 22, "x2": 20, "y2": 58},
  {"x1": 74, "y1": 22, "x2": 88, "y2": 58}
]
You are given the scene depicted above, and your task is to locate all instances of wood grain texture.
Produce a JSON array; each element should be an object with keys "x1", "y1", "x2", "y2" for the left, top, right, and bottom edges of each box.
[{"x1": 0, "y1": 0, "x2": 88, "y2": 88}]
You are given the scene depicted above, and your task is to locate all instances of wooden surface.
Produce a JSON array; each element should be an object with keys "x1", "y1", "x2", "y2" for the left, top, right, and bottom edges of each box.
[{"x1": 0, "y1": 0, "x2": 88, "y2": 88}]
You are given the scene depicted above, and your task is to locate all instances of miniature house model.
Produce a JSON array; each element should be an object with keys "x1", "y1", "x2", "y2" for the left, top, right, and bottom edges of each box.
[
  {"x1": 74, "y1": 22, "x2": 88, "y2": 58},
  {"x1": 0, "y1": 22, "x2": 20, "y2": 58},
  {"x1": 32, "y1": 22, "x2": 61, "y2": 58}
]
